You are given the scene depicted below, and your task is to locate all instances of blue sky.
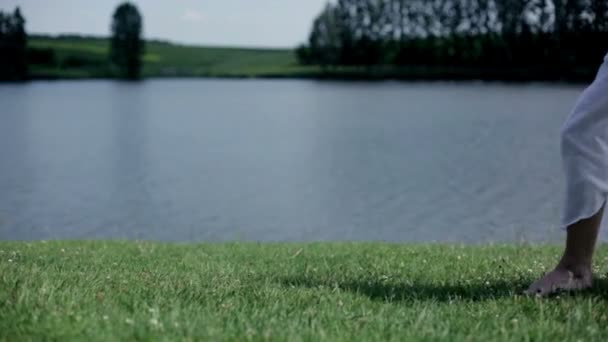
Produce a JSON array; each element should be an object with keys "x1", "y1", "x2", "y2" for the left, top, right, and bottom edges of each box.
[{"x1": 0, "y1": 0, "x2": 328, "y2": 48}]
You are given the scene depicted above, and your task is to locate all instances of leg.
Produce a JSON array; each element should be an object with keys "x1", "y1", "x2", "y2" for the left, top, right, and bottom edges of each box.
[
  {"x1": 525, "y1": 205, "x2": 604, "y2": 296},
  {"x1": 525, "y1": 55, "x2": 608, "y2": 297}
]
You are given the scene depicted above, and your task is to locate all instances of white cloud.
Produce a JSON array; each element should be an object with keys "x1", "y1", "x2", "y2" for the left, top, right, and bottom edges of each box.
[{"x1": 182, "y1": 9, "x2": 203, "y2": 22}]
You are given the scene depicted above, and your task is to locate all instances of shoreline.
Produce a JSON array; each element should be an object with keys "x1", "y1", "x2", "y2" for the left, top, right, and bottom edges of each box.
[{"x1": 4, "y1": 70, "x2": 594, "y2": 85}]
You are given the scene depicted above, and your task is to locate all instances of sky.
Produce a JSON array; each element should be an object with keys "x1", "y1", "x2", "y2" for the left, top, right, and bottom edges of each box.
[{"x1": 0, "y1": 0, "x2": 329, "y2": 48}]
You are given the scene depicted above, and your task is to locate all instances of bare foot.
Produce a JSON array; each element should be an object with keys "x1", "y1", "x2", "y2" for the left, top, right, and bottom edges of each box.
[{"x1": 525, "y1": 266, "x2": 592, "y2": 297}]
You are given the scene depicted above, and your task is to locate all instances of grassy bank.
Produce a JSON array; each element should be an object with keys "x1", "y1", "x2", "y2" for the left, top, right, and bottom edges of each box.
[
  {"x1": 1, "y1": 242, "x2": 608, "y2": 341},
  {"x1": 26, "y1": 36, "x2": 597, "y2": 82}
]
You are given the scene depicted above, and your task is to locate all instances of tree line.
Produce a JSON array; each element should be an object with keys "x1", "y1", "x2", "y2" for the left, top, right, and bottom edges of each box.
[
  {"x1": 0, "y1": 8, "x2": 27, "y2": 80},
  {"x1": 297, "y1": 0, "x2": 608, "y2": 75},
  {"x1": 0, "y1": 2, "x2": 144, "y2": 81}
]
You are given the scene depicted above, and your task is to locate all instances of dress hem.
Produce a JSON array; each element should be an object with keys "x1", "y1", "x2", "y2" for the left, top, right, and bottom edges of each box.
[{"x1": 560, "y1": 197, "x2": 606, "y2": 231}]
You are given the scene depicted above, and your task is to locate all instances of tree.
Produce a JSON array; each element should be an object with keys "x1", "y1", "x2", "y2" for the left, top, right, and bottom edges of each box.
[
  {"x1": 592, "y1": 0, "x2": 608, "y2": 33},
  {"x1": 298, "y1": 0, "x2": 606, "y2": 81},
  {"x1": 110, "y1": 2, "x2": 144, "y2": 80},
  {"x1": 0, "y1": 7, "x2": 27, "y2": 81},
  {"x1": 305, "y1": 4, "x2": 344, "y2": 67}
]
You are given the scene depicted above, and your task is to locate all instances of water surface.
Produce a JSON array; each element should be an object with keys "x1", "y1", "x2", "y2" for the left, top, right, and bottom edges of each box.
[{"x1": 0, "y1": 79, "x2": 591, "y2": 242}]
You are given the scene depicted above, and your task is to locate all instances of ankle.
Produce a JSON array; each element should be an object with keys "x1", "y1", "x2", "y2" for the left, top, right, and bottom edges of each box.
[{"x1": 556, "y1": 258, "x2": 592, "y2": 278}]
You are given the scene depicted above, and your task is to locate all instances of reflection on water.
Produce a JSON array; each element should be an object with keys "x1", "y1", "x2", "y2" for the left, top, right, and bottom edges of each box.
[{"x1": 0, "y1": 79, "x2": 593, "y2": 242}]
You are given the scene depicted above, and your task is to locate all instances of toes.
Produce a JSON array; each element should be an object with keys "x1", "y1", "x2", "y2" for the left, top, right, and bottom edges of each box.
[
  {"x1": 524, "y1": 276, "x2": 591, "y2": 297},
  {"x1": 524, "y1": 283, "x2": 547, "y2": 297}
]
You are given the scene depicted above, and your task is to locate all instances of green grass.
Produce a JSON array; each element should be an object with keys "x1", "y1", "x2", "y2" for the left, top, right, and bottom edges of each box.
[
  {"x1": 28, "y1": 36, "x2": 321, "y2": 79},
  {"x1": 2, "y1": 242, "x2": 608, "y2": 341}
]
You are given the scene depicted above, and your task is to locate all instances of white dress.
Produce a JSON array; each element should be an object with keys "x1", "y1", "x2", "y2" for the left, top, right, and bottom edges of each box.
[{"x1": 561, "y1": 53, "x2": 608, "y2": 229}]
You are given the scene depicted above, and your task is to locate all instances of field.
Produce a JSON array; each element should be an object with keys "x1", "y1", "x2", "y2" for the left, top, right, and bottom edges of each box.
[
  {"x1": 2, "y1": 241, "x2": 608, "y2": 341},
  {"x1": 28, "y1": 36, "x2": 320, "y2": 79}
]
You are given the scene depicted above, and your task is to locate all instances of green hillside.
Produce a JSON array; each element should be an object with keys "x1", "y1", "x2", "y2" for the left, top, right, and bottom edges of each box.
[{"x1": 28, "y1": 36, "x2": 320, "y2": 79}]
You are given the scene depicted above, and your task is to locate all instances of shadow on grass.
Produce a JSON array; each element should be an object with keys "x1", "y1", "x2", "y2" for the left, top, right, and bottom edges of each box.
[{"x1": 279, "y1": 276, "x2": 608, "y2": 302}]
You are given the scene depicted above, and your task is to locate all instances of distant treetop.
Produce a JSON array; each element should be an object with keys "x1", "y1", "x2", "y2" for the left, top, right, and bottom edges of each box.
[
  {"x1": 110, "y1": 2, "x2": 144, "y2": 80},
  {"x1": 0, "y1": 7, "x2": 28, "y2": 81}
]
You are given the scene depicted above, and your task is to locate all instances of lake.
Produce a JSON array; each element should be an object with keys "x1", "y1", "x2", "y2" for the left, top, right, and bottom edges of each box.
[{"x1": 0, "y1": 79, "x2": 596, "y2": 243}]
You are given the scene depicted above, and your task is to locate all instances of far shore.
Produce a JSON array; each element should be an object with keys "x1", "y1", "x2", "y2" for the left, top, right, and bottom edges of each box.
[{"x1": 17, "y1": 36, "x2": 597, "y2": 84}]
